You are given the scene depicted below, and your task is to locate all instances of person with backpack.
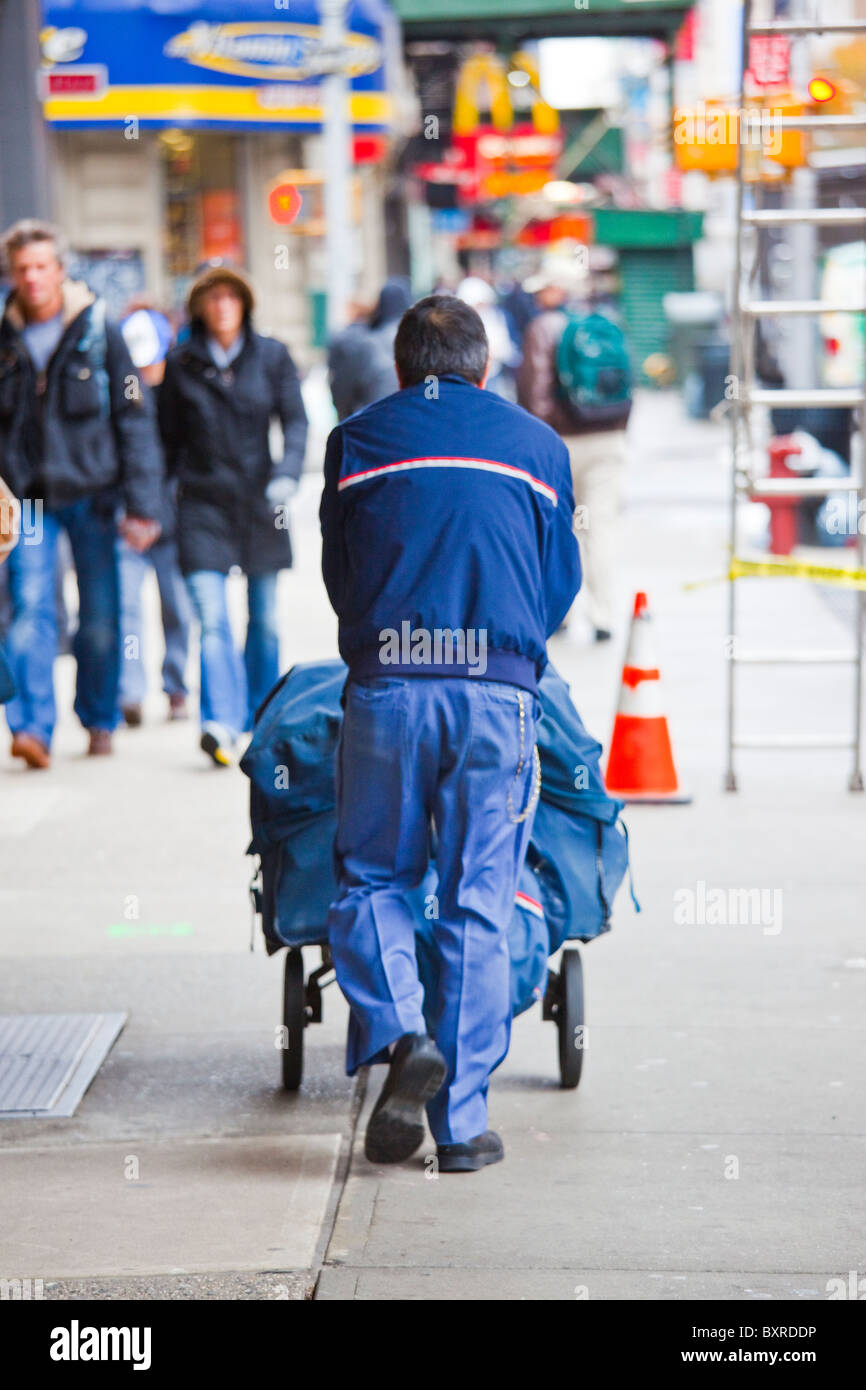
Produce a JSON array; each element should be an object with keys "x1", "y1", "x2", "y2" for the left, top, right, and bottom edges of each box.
[
  {"x1": 0, "y1": 219, "x2": 163, "y2": 769},
  {"x1": 517, "y1": 253, "x2": 632, "y2": 642},
  {"x1": 158, "y1": 265, "x2": 308, "y2": 767},
  {"x1": 327, "y1": 278, "x2": 412, "y2": 421}
]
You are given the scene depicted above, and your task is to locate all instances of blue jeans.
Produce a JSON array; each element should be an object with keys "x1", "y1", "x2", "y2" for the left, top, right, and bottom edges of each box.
[
  {"x1": 118, "y1": 539, "x2": 192, "y2": 706},
  {"x1": 185, "y1": 570, "x2": 280, "y2": 742},
  {"x1": 4, "y1": 495, "x2": 121, "y2": 745},
  {"x1": 0, "y1": 641, "x2": 14, "y2": 704},
  {"x1": 327, "y1": 676, "x2": 540, "y2": 1145}
]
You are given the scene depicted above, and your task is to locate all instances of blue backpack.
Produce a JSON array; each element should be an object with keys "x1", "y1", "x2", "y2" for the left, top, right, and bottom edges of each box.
[{"x1": 556, "y1": 312, "x2": 632, "y2": 427}]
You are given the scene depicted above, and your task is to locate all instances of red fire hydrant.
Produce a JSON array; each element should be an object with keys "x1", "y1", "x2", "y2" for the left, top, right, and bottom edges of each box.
[{"x1": 751, "y1": 436, "x2": 802, "y2": 555}]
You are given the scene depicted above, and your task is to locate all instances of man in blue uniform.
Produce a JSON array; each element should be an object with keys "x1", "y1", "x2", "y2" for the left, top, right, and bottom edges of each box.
[{"x1": 320, "y1": 295, "x2": 580, "y2": 1173}]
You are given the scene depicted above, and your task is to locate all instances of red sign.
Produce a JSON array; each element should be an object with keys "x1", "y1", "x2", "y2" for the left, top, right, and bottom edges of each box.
[
  {"x1": 41, "y1": 65, "x2": 108, "y2": 98},
  {"x1": 746, "y1": 36, "x2": 790, "y2": 89},
  {"x1": 415, "y1": 124, "x2": 564, "y2": 205},
  {"x1": 201, "y1": 190, "x2": 243, "y2": 263},
  {"x1": 352, "y1": 134, "x2": 388, "y2": 164},
  {"x1": 456, "y1": 127, "x2": 563, "y2": 171},
  {"x1": 268, "y1": 183, "x2": 303, "y2": 225}
]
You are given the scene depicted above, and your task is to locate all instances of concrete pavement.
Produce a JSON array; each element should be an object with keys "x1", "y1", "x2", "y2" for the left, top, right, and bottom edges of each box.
[{"x1": 1, "y1": 390, "x2": 863, "y2": 1301}]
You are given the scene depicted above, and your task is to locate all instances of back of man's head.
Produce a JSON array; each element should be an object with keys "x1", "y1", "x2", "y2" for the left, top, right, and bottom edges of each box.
[{"x1": 394, "y1": 295, "x2": 489, "y2": 389}]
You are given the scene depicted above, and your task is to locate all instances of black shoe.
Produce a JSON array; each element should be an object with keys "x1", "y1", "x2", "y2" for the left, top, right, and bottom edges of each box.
[
  {"x1": 200, "y1": 730, "x2": 233, "y2": 767},
  {"x1": 364, "y1": 1033, "x2": 447, "y2": 1165},
  {"x1": 594, "y1": 628, "x2": 613, "y2": 643},
  {"x1": 436, "y1": 1129, "x2": 504, "y2": 1174}
]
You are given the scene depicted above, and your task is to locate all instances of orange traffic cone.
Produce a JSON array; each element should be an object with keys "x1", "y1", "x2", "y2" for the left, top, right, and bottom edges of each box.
[{"x1": 605, "y1": 593, "x2": 691, "y2": 803}]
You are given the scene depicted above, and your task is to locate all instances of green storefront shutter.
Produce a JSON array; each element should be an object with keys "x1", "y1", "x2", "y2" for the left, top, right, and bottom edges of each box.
[{"x1": 618, "y1": 248, "x2": 695, "y2": 385}]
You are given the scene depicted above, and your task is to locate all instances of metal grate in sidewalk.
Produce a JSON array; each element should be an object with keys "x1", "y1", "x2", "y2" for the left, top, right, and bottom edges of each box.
[{"x1": 0, "y1": 1012, "x2": 127, "y2": 1118}]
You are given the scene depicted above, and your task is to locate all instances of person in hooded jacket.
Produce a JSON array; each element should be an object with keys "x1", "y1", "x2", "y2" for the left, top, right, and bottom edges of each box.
[
  {"x1": 327, "y1": 277, "x2": 412, "y2": 421},
  {"x1": 157, "y1": 266, "x2": 308, "y2": 766}
]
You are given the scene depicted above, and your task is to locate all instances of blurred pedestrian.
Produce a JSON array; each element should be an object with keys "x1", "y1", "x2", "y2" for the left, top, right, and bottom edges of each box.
[
  {"x1": 517, "y1": 253, "x2": 632, "y2": 642},
  {"x1": 327, "y1": 277, "x2": 412, "y2": 421},
  {"x1": 320, "y1": 295, "x2": 580, "y2": 1171},
  {"x1": 0, "y1": 219, "x2": 163, "y2": 769},
  {"x1": 117, "y1": 305, "x2": 192, "y2": 726},
  {"x1": 456, "y1": 275, "x2": 519, "y2": 398},
  {"x1": 158, "y1": 266, "x2": 308, "y2": 767},
  {"x1": 0, "y1": 473, "x2": 18, "y2": 705}
]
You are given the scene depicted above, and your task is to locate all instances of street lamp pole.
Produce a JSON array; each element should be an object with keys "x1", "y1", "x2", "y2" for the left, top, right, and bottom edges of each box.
[{"x1": 321, "y1": 0, "x2": 352, "y2": 339}]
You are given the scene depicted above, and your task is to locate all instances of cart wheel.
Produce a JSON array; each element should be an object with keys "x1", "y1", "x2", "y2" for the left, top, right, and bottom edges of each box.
[
  {"x1": 557, "y1": 948, "x2": 585, "y2": 1090},
  {"x1": 281, "y1": 948, "x2": 305, "y2": 1091}
]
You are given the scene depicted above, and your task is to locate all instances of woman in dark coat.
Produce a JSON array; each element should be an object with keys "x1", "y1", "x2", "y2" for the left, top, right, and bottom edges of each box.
[{"x1": 158, "y1": 266, "x2": 307, "y2": 765}]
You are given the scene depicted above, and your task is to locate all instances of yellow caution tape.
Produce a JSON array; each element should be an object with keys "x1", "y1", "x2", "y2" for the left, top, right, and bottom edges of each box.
[
  {"x1": 684, "y1": 554, "x2": 866, "y2": 591},
  {"x1": 729, "y1": 555, "x2": 866, "y2": 587}
]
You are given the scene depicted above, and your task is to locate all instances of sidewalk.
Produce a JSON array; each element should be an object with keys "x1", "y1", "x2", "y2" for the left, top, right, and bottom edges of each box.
[
  {"x1": 1, "y1": 390, "x2": 863, "y2": 1301},
  {"x1": 315, "y1": 390, "x2": 866, "y2": 1300}
]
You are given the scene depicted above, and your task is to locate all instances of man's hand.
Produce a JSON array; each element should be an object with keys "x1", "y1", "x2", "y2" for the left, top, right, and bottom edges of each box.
[
  {"x1": 266, "y1": 476, "x2": 300, "y2": 507},
  {"x1": 119, "y1": 515, "x2": 162, "y2": 553}
]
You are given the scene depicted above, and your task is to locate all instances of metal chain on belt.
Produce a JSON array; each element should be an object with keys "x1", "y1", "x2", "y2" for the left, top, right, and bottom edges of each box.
[{"x1": 506, "y1": 690, "x2": 541, "y2": 824}]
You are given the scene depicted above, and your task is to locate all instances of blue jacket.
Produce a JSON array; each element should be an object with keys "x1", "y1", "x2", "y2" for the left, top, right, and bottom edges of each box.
[{"x1": 319, "y1": 374, "x2": 581, "y2": 694}]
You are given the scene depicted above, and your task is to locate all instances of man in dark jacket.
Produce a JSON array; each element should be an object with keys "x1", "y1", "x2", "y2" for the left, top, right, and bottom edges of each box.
[
  {"x1": 0, "y1": 219, "x2": 163, "y2": 768},
  {"x1": 158, "y1": 266, "x2": 307, "y2": 766},
  {"x1": 327, "y1": 277, "x2": 412, "y2": 421},
  {"x1": 320, "y1": 295, "x2": 581, "y2": 1172}
]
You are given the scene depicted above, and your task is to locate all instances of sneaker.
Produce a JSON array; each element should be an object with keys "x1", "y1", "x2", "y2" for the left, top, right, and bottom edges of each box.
[
  {"x1": 121, "y1": 703, "x2": 143, "y2": 728},
  {"x1": 168, "y1": 693, "x2": 188, "y2": 721},
  {"x1": 594, "y1": 628, "x2": 613, "y2": 643},
  {"x1": 87, "y1": 729, "x2": 113, "y2": 756},
  {"x1": 200, "y1": 729, "x2": 234, "y2": 767},
  {"x1": 364, "y1": 1032, "x2": 447, "y2": 1165},
  {"x1": 10, "y1": 732, "x2": 51, "y2": 770},
  {"x1": 436, "y1": 1129, "x2": 504, "y2": 1174}
]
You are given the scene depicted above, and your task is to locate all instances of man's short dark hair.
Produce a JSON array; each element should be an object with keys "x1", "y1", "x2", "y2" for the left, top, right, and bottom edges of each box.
[{"x1": 394, "y1": 295, "x2": 489, "y2": 388}]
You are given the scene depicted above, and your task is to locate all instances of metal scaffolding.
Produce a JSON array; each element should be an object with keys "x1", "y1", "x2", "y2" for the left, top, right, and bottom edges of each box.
[{"x1": 726, "y1": 0, "x2": 866, "y2": 791}]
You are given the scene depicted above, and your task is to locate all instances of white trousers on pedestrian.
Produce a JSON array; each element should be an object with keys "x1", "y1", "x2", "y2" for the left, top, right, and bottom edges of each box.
[{"x1": 563, "y1": 429, "x2": 628, "y2": 634}]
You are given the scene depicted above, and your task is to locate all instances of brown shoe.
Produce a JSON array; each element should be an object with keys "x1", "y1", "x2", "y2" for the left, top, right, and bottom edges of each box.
[
  {"x1": 87, "y1": 729, "x2": 113, "y2": 757},
  {"x1": 10, "y1": 732, "x2": 51, "y2": 770},
  {"x1": 168, "y1": 693, "x2": 188, "y2": 721},
  {"x1": 121, "y1": 703, "x2": 143, "y2": 728}
]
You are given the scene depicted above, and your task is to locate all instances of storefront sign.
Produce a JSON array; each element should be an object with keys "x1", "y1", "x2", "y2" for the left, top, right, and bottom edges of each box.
[
  {"x1": 39, "y1": 0, "x2": 392, "y2": 130},
  {"x1": 418, "y1": 50, "x2": 561, "y2": 205}
]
